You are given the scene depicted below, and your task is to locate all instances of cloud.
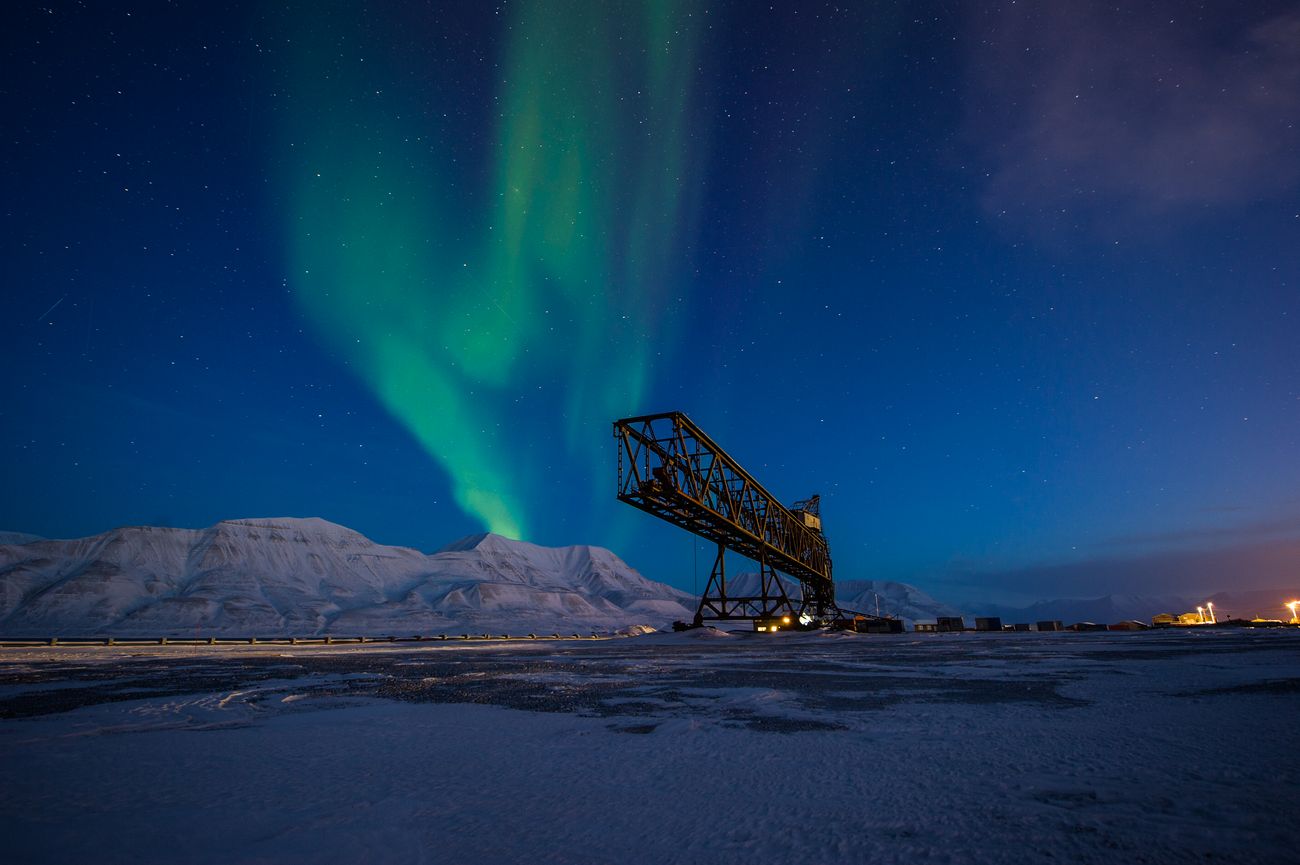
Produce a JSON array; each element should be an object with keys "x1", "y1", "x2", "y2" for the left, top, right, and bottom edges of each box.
[
  {"x1": 938, "y1": 533, "x2": 1300, "y2": 603},
  {"x1": 966, "y1": 3, "x2": 1300, "y2": 231},
  {"x1": 1099, "y1": 512, "x2": 1300, "y2": 549}
]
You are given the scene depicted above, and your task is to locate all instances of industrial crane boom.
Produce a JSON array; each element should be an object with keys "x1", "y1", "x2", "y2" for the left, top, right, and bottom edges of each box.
[{"x1": 614, "y1": 411, "x2": 837, "y2": 626}]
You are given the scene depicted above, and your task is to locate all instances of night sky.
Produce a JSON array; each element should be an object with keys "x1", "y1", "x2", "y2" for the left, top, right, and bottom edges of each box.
[{"x1": 3, "y1": 1, "x2": 1298, "y2": 604}]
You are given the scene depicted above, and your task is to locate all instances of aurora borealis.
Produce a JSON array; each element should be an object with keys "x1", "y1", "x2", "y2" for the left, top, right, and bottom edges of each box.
[
  {"x1": 279, "y1": 1, "x2": 706, "y2": 539},
  {"x1": 3, "y1": 1, "x2": 1299, "y2": 603}
]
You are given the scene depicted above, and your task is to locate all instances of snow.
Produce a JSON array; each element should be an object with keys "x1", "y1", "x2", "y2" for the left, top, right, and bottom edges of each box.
[
  {"x1": 1, "y1": 629, "x2": 1296, "y2": 863},
  {"x1": 614, "y1": 624, "x2": 658, "y2": 637},
  {"x1": 3, "y1": 517, "x2": 1288, "y2": 638},
  {"x1": 0, "y1": 518, "x2": 696, "y2": 636},
  {"x1": 835, "y1": 578, "x2": 966, "y2": 624}
]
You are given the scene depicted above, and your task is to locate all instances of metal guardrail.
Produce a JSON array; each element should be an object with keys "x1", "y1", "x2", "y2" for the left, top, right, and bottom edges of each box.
[{"x1": 0, "y1": 633, "x2": 610, "y2": 649}]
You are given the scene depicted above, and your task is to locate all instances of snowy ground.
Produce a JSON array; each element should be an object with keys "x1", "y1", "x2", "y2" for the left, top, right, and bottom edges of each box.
[{"x1": 1, "y1": 629, "x2": 1297, "y2": 864}]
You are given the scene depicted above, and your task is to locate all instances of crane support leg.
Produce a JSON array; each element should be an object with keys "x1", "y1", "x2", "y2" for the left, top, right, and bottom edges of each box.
[{"x1": 694, "y1": 544, "x2": 797, "y2": 625}]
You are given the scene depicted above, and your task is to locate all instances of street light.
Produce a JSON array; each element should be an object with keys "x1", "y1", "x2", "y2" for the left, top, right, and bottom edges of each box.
[
  {"x1": 1287, "y1": 601, "x2": 1299, "y2": 624},
  {"x1": 1196, "y1": 605, "x2": 1205, "y2": 624},
  {"x1": 1206, "y1": 601, "x2": 1216, "y2": 624}
]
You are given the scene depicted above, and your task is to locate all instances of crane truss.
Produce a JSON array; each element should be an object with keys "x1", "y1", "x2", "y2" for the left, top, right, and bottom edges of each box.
[{"x1": 614, "y1": 411, "x2": 838, "y2": 626}]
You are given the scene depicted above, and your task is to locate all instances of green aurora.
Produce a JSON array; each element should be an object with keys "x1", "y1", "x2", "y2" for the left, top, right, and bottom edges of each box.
[{"x1": 277, "y1": 2, "x2": 706, "y2": 538}]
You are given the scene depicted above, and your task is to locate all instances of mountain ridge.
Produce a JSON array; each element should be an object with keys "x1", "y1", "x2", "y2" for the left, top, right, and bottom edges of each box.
[
  {"x1": 9, "y1": 519, "x2": 1279, "y2": 633},
  {"x1": 0, "y1": 518, "x2": 696, "y2": 636}
]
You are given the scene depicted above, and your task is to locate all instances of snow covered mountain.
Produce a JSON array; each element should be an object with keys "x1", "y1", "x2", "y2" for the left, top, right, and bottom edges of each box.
[
  {"x1": 26, "y1": 516, "x2": 1265, "y2": 635},
  {"x1": 835, "y1": 579, "x2": 966, "y2": 625},
  {"x1": 0, "y1": 518, "x2": 696, "y2": 636}
]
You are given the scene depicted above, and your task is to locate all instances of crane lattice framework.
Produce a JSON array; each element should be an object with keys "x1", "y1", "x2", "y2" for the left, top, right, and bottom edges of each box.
[{"x1": 614, "y1": 411, "x2": 841, "y2": 628}]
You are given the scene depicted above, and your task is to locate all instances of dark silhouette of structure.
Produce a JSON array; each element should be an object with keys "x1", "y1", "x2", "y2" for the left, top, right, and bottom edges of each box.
[{"x1": 613, "y1": 411, "x2": 840, "y2": 629}]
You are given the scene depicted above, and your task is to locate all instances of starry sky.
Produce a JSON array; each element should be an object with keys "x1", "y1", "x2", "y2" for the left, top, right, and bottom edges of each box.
[{"x1": 3, "y1": 1, "x2": 1298, "y2": 604}]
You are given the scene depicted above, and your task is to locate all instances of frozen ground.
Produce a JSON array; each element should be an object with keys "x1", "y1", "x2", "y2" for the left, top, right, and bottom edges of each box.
[{"x1": 1, "y1": 629, "x2": 1297, "y2": 864}]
